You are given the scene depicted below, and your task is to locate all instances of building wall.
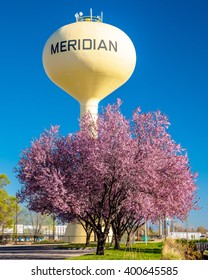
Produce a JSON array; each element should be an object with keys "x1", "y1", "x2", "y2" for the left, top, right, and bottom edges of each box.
[
  {"x1": 169, "y1": 232, "x2": 201, "y2": 240},
  {"x1": 63, "y1": 223, "x2": 114, "y2": 243},
  {"x1": 1, "y1": 224, "x2": 67, "y2": 236}
]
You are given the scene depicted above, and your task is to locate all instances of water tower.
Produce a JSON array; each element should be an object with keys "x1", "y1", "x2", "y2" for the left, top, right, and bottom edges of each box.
[
  {"x1": 42, "y1": 9, "x2": 136, "y2": 120},
  {"x1": 42, "y1": 9, "x2": 136, "y2": 243}
]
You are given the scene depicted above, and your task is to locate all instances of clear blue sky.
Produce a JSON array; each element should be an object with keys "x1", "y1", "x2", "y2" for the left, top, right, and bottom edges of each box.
[{"x1": 0, "y1": 0, "x2": 207, "y2": 229}]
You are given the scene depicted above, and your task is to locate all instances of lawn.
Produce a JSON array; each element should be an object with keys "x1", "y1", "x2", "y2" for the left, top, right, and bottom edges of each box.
[{"x1": 66, "y1": 242, "x2": 163, "y2": 260}]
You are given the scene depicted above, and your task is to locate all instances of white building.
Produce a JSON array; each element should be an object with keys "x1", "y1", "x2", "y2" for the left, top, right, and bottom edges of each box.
[
  {"x1": 1, "y1": 224, "x2": 67, "y2": 237},
  {"x1": 169, "y1": 231, "x2": 201, "y2": 240}
]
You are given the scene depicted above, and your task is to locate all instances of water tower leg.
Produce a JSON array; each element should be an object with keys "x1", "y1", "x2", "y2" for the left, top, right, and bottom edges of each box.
[{"x1": 80, "y1": 100, "x2": 99, "y2": 121}]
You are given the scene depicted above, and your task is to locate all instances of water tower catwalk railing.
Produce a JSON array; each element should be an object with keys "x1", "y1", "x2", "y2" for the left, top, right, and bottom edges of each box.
[{"x1": 75, "y1": 9, "x2": 103, "y2": 23}]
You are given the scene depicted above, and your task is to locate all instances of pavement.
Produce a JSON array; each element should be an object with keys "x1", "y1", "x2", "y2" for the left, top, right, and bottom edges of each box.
[{"x1": 0, "y1": 244, "x2": 94, "y2": 260}]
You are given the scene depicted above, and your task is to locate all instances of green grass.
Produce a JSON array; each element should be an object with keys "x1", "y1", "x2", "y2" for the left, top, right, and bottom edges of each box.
[
  {"x1": 32, "y1": 240, "x2": 66, "y2": 245},
  {"x1": 66, "y1": 242, "x2": 163, "y2": 260}
]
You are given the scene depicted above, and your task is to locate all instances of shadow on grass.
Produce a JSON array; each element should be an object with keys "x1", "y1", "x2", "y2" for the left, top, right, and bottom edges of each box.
[
  {"x1": 66, "y1": 242, "x2": 163, "y2": 260},
  {"x1": 124, "y1": 247, "x2": 162, "y2": 254}
]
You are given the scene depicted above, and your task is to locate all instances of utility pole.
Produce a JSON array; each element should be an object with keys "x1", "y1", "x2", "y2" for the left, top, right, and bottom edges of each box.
[
  {"x1": 15, "y1": 195, "x2": 18, "y2": 244},
  {"x1": 144, "y1": 222, "x2": 148, "y2": 245},
  {"x1": 186, "y1": 215, "x2": 189, "y2": 241},
  {"x1": 163, "y1": 216, "x2": 167, "y2": 240},
  {"x1": 53, "y1": 215, "x2": 55, "y2": 241}
]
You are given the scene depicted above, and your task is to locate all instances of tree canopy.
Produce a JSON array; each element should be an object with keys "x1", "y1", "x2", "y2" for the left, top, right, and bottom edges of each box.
[
  {"x1": 0, "y1": 174, "x2": 17, "y2": 233},
  {"x1": 0, "y1": 174, "x2": 10, "y2": 189},
  {"x1": 15, "y1": 101, "x2": 198, "y2": 254}
]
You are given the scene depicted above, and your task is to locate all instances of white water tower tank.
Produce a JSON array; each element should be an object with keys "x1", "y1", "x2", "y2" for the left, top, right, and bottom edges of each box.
[{"x1": 42, "y1": 10, "x2": 136, "y2": 119}]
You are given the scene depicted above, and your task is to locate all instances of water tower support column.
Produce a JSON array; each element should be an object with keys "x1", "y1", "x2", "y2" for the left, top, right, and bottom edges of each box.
[{"x1": 80, "y1": 98, "x2": 99, "y2": 121}]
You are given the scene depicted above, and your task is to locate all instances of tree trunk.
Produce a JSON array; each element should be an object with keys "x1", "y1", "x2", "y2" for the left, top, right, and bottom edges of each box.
[
  {"x1": 110, "y1": 232, "x2": 115, "y2": 246},
  {"x1": 111, "y1": 221, "x2": 124, "y2": 250},
  {"x1": 126, "y1": 234, "x2": 130, "y2": 247},
  {"x1": 96, "y1": 233, "x2": 106, "y2": 255},
  {"x1": 126, "y1": 231, "x2": 132, "y2": 247},
  {"x1": 85, "y1": 228, "x2": 92, "y2": 247},
  {"x1": 114, "y1": 233, "x2": 122, "y2": 250}
]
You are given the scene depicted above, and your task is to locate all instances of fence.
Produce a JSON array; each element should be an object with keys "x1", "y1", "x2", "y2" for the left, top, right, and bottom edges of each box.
[
  {"x1": 0, "y1": 234, "x2": 65, "y2": 244},
  {"x1": 194, "y1": 242, "x2": 208, "y2": 252}
]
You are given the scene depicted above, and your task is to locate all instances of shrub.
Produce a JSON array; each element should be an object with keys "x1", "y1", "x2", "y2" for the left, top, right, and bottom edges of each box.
[
  {"x1": 184, "y1": 243, "x2": 202, "y2": 260},
  {"x1": 162, "y1": 238, "x2": 203, "y2": 260},
  {"x1": 162, "y1": 238, "x2": 185, "y2": 260}
]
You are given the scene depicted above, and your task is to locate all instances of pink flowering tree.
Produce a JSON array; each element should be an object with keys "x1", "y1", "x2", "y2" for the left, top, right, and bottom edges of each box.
[
  {"x1": 132, "y1": 109, "x2": 198, "y2": 221},
  {"x1": 15, "y1": 100, "x2": 198, "y2": 255},
  {"x1": 111, "y1": 107, "x2": 198, "y2": 249}
]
